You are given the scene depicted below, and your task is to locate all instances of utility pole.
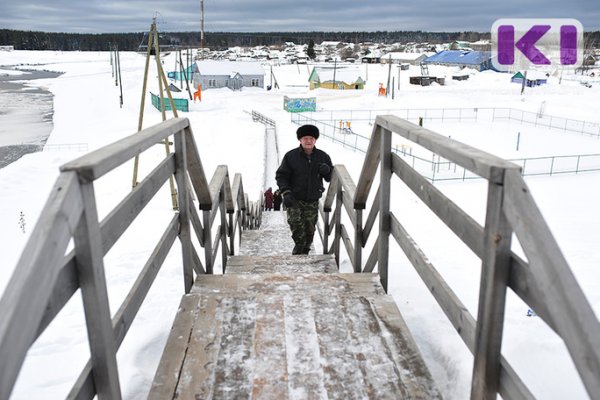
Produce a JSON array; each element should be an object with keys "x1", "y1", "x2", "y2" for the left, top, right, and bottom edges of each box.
[
  {"x1": 132, "y1": 17, "x2": 180, "y2": 210},
  {"x1": 200, "y1": 0, "x2": 205, "y2": 59}
]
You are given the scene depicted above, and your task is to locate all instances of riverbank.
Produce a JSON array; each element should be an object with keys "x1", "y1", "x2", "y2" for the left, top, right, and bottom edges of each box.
[{"x1": 0, "y1": 68, "x2": 62, "y2": 167}]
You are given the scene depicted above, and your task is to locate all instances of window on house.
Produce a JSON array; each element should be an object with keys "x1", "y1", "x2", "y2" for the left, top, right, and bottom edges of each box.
[
  {"x1": 251, "y1": 78, "x2": 260, "y2": 87},
  {"x1": 208, "y1": 79, "x2": 216, "y2": 87}
]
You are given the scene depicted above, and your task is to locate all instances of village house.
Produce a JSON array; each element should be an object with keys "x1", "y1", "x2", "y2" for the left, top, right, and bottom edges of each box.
[
  {"x1": 423, "y1": 50, "x2": 495, "y2": 72},
  {"x1": 308, "y1": 66, "x2": 365, "y2": 90},
  {"x1": 193, "y1": 61, "x2": 265, "y2": 91},
  {"x1": 380, "y1": 51, "x2": 429, "y2": 65}
]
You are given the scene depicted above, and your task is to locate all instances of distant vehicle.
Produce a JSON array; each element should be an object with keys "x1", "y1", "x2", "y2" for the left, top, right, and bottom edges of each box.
[{"x1": 580, "y1": 81, "x2": 592, "y2": 88}]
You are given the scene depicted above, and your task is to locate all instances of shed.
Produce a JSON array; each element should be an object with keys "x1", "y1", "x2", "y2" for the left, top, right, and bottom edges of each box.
[
  {"x1": 511, "y1": 71, "x2": 548, "y2": 87},
  {"x1": 423, "y1": 50, "x2": 495, "y2": 72},
  {"x1": 193, "y1": 61, "x2": 265, "y2": 91},
  {"x1": 381, "y1": 52, "x2": 428, "y2": 65},
  {"x1": 308, "y1": 67, "x2": 365, "y2": 90}
]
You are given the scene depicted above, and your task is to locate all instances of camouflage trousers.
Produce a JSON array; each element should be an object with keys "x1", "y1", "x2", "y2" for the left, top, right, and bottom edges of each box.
[{"x1": 286, "y1": 200, "x2": 319, "y2": 254}]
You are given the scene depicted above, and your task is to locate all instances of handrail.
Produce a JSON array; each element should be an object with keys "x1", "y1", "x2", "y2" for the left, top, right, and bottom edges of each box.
[
  {"x1": 0, "y1": 117, "x2": 261, "y2": 400},
  {"x1": 318, "y1": 115, "x2": 600, "y2": 399}
]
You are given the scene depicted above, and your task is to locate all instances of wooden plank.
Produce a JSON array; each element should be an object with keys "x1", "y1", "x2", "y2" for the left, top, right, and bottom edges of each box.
[
  {"x1": 188, "y1": 197, "x2": 204, "y2": 245},
  {"x1": 378, "y1": 127, "x2": 392, "y2": 292},
  {"x1": 191, "y1": 272, "x2": 386, "y2": 297},
  {"x1": 231, "y1": 173, "x2": 246, "y2": 212},
  {"x1": 375, "y1": 115, "x2": 520, "y2": 183},
  {"x1": 61, "y1": 118, "x2": 189, "y2": 182},
  {"x1": 70, "y1": 216, "x2": 179, "y2": 399},
  {"x1": 363, "y1": 236, "x2": 379, "y2": 273},
  {"x1": 353, "y1": 209, "x2": 363, "y2": 273},
  {"x1": 184, "y1": 125, "x2": 212, "y2": 210},
  {"x1": 341, "y1": 188, "x2": 357, "y2": 227},
  {"x1": 226, "y1": 255, "x2": 338, "y2": 274},
  {"x1": 175, "y1": 129, "x2": 194, "y2": 293},
  {"x1": 36, "y1": 252, "x2": 79, "y2": 340},
  {"x1": 365, "y1": 295, "x2": 442, "y2": 398},
  {"x1": 208, "y1": 166, "x2": 228, "y2": 207},
  {"x1": 389, "y1": 212, "x2": 533, "y2": 398},
  {"x1": 148, "y1": 294, "x2": 200, "y2": 400},
  {"x1": 0, "y1": 172, "x2": 82, "y2": 399},
  {"x1": 100, "y1": 154, "x2": 175, "y2": 254},
  {"x1": 251, "y1": 296, "x2": 289, "y2": 398},
  {"x1": 355, "y1": 124, "x2": 382, "y2": 208},
  {"x1": 389, "y1": 212, "x2": 476, "y2": 351},
  {"x1": 362, "y1": 187, "x2": 380, "y2": 245},
  {"x1": 503, "y1": 169, "x2": 600, "y2": 396},
  {"x1": 507, "y1": 254, "x2": 554, "y2": 332},
  {"x1": 203, "y1": 209, "x2": 214, "y2": 274},
  {"x1": 323, "y1": 167, "x2": 340, "y2": 212},
  {"x1": 73, "y1": 182, "x2": 122, "y2": 399},
  {"x1": 340, "y1": 223, "x2": 355, "y2": 269},
  {"x1": 471, "y1": 176, "x2": 512, "y2": 399},
  {"x1": 391, "y1": 152, "x2": 484, "y2": 257}
]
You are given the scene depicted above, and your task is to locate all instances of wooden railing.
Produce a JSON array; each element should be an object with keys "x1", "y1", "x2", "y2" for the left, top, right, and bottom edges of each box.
[
  {"x1": 0, "y1": 117, "x2": 261, "y2": 400},
  {"x1": 318, "y1": 115, "x2": 600, "y2": 399}
]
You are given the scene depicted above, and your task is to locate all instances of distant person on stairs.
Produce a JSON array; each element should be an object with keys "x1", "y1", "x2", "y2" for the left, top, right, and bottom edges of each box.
[
  {"x1": 273, "y1": 189, "x2": 282, "y2": 211},
  {"x1": 276, "y1": 124, "x2": 333, "y2": 255},
  {"x1": 264, "y1": 187, "x2": 273, "y2": 211}
]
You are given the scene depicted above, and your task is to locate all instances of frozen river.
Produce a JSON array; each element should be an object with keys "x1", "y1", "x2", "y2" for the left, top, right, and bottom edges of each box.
[{"x1": 0, "y1": 69, "x2": 61, "y2": 167}]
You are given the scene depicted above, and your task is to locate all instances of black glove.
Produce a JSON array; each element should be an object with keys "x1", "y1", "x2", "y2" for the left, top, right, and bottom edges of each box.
[
  {"x1": 283, "y1": 192, "x2": 298, "y2": 208},
  {"x1": 318, "y1": 163, "x2": 331, "y2": 177}
]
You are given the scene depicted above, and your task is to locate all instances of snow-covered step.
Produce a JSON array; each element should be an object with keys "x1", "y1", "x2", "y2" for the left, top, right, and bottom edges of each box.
[
  {"x1": 226, "y1": 254, "x2": 338, "y2": 274},
  {"x1": 150, "y1": 271, "x2": 441, "y2": 399}
]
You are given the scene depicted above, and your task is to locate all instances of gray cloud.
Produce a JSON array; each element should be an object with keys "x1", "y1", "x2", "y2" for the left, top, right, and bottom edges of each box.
[{"x1": 0, "y1": 0, "x2": 597, "y2": 34}]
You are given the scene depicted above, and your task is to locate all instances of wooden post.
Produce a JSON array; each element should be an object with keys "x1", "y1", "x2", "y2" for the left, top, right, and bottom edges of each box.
[
  {"x1": 334, "y1": 186, "x2": 342, "y2": 265},
  {"x1": 353, "y1": 209, "x2": 363, "y2": 273},
  {"x1": 323, "y1": 210, "x2": 330, "y2": 255},
  {"x1": 378, "y1": 127, "x2": 392, "y2": 292},
  {"x1": 175, "y1": 128, "x2": 193, "y2": 293},
  {"x1": 74, "y1": 182, "x2": 122, "y2": 399},
  {"x1": 219, "y1": 190, "x2": 228, "y2": 271},
  {"x1": 203, "y1": 209, "x2": 213, "y2": 274},
  {"x1": 471, "y1": 169, "x2": 512, "y2": 399}
]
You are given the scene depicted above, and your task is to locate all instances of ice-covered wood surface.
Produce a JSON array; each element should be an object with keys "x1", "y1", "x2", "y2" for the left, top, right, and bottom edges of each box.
[{"x1": 149, "y1": 212, "x2": 441, "y2": 399}]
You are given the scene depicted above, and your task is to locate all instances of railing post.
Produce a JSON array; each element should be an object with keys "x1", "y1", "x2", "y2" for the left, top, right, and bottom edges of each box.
[
  {"x1": 74, "y1": 181, "x2": 122, "y2": 400},
  {"x1": 378, "y1": 127, "x2": 392, "y2": 292},
  {"x1": 228, "y1": 212, "x2": 235, "y2": 255},
  {"x1": 175, "y1": 128, "x2": 193, "y2": 293},
  {"x1": 203, "y1": 209, "x2": 213, "y2": 274},
  {"x1": 354, "y1": 209, "x2": 363, "y2": 273},
  {"x1": 471, "y1": 167, "x2": 513, "y2": 399},
  {"x1": 323, "y1": 210, "x2": 330, "y2": 255},
  {"x1": 219, "y1": 190, "x2": 228, "y2": 270},
  {"x1": 334, "y1": 186, "x2": 342, "y2": 265}
]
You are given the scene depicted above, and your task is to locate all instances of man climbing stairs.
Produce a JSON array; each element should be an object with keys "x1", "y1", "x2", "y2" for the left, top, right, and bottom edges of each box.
[{"x1": 149, "y1": 211, "x2": 441, "y2": 399}]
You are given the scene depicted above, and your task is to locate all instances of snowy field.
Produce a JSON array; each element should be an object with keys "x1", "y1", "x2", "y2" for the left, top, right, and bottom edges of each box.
[{"x1": 0, "y1": 50, "x2": 599, "y2": 399}]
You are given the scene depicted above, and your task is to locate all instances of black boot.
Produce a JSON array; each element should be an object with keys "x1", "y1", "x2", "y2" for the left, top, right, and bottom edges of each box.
[{"x1": 292, "y1": 245, "x2": 304, "y2": 255}]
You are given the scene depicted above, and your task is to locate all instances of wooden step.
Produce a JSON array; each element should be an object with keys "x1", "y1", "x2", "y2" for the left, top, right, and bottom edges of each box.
[
  {"x1": 226, "y1": 254, "x2": 338, "y2": 274},
  {"x1": 150, "y1": 261, "x2": 441, "y2": 399}
]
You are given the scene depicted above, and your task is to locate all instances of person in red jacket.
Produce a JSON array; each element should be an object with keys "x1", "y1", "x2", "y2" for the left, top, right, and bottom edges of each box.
[
  {"x1": 276, "y1": 124, "x2": 333, "y2": 254},
  {"x1": 264, "y1": 187, "x2": 274, "y2": 211}
]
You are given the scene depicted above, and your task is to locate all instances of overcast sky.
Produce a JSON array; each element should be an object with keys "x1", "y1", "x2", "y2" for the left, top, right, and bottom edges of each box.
[{"x1": 0, "y1": 0, "x2": 597, "y2": 34}]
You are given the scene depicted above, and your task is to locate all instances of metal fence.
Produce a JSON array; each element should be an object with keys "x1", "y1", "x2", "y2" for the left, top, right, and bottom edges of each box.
[
  {"x1": 291, "y1": 111, "x2": 600, "y2": 182},
  {"x1": 299, "y1": 107, "x2": 600, "y2": 138}
]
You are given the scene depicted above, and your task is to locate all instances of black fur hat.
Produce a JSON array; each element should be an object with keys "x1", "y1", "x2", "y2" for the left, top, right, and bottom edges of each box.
[{"x1": 296, "y1": 124, "x2": 320, "y2": 140}]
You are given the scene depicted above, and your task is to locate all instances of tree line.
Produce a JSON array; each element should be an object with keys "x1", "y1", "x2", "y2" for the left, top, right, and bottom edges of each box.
[
  {"x1": 1, "y1": 28, "x2": 598, "y2": 52},
  {"x1": 0, "y1": 29, "x2": 488, "y2": 51}
]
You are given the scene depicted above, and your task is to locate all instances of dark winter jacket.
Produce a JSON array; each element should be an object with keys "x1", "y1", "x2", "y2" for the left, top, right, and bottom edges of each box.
[{"x1": 276, "y1": 145, "x2": 333, "y2": 202}]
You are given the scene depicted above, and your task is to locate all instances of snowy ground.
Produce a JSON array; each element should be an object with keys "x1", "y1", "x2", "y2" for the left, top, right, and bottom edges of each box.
[{"x1": 0, "y1": 50, "x2": 599, "y2": 399}]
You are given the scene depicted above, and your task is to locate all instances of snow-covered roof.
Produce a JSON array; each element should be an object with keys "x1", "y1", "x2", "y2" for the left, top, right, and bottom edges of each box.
[
  {"x1": 382, "y1": 52, "x2": 427, "y2": 61},
  {"x1": 312, "y1": 67, "x2": 364, "y2": 84},
  {"x1": 196, "y1": 60, "x2": 265, "y2": 76}
]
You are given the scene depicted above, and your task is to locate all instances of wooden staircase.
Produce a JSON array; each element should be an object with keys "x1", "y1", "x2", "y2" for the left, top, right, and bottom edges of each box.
[{"x1": 149, "y1": 212, "x2": 441, "y2": 399}]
